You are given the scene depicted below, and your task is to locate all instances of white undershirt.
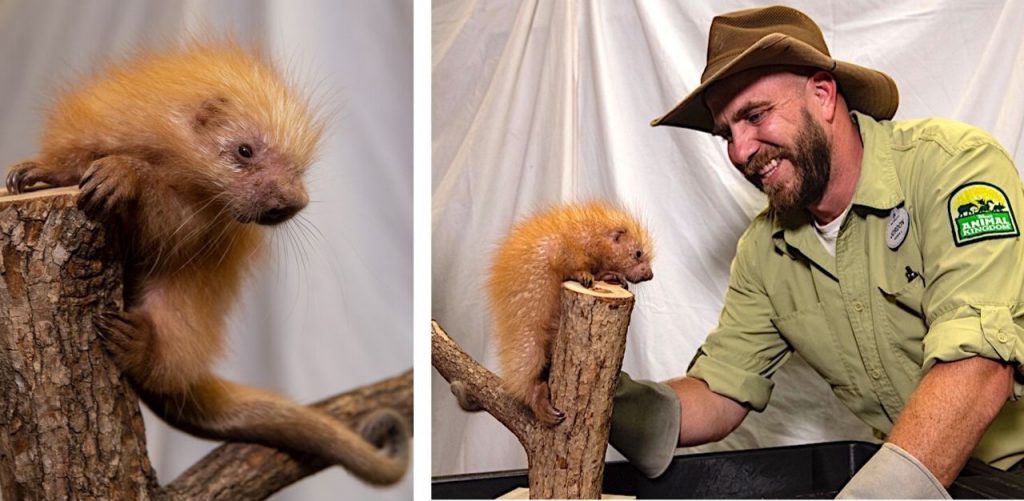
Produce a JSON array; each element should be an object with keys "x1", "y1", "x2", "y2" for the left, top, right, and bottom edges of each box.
[{"x1": 813, "y1": 205, "x2": 852, "y2": 256}]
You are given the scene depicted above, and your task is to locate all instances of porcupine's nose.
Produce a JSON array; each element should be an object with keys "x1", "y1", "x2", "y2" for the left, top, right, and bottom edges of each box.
[
  {"x1": 254, "y1": 181, "x2": 308, "y2": 225},
  {"x1": 632, "y1": 264, "x2": 653, "y2": 283},
  {"x1": 256, "y1": 205, "x2": 301, "y2": 225}
]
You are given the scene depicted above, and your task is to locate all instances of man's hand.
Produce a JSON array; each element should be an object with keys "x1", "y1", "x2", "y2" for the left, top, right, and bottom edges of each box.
[
  {"x1": 836, "y1": 442, "x2": 949, "y2": 498},
  {"x1": 609, "y1": 373, "x2": 748, "y2": 478},
  {"x1": 608, "y1": 372, "x2": 681, "y2": 478},
  {"x1": 839, "y1": 356, "x2": 1012, "y2": 498}
]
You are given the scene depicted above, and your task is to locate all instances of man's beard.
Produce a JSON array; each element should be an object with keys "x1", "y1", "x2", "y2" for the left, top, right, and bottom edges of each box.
[{"x1": 743, "y1": 108, "x2": 832, "y2": 214}]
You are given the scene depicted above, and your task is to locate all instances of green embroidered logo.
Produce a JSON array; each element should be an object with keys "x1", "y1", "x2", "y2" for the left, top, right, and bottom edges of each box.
[{"x1": 948, "y1": 182, "x2": 1018, "y2": 246}]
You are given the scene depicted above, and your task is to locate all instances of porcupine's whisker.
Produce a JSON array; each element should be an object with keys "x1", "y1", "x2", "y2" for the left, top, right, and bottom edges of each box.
[
  {"x1": 173, "y1": 201, "x2": 234, "y2": 274},
  {"x1": 145, "y1": 193, "x2": 225, "y2": 281}
]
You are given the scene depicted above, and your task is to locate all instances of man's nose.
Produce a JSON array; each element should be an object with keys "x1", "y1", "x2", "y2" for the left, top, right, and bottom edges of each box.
[{"x1": 728, "y1": 126, "x2": 758, "y2": 169}]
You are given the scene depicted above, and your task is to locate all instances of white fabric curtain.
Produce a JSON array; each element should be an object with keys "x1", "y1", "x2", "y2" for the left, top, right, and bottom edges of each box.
[
  {"x1": 0, "y1": 1, "x2": 412, "y2": 499},
  {"x1": 432, "y1": 0, "x2": 1024, "y2": 476}
]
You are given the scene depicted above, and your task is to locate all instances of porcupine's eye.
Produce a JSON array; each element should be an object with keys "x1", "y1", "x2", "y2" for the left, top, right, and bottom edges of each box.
[
  {"x1": 634, "y1": 249, "x2": 643, "y2": 259},
  {"x1": 237, "y1": 144, "x2": 254, "y2": 159}
]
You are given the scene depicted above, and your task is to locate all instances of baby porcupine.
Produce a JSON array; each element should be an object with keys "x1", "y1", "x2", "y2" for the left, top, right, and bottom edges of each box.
[
  {"x1": 5, "y1": 39, "x2": 409, "y2": 485},
  {"x1": 486, "y1": 201, "x2": 653, "y2": 424}
]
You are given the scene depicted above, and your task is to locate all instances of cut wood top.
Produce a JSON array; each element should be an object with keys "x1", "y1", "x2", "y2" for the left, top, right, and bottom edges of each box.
[
  {"x1": 0, "y1": 186, "x2": 78, "y2": 205},
  {"x1": 561, "y1": 281, "x2": 634, "y2": 299}
]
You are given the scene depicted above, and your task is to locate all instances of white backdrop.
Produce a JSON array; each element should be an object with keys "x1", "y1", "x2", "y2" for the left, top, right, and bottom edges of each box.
[
  {"x1": 432, "y1": 0, "x2": 1024, "y2": 476},
  {"x1": 0, "y1": 1, "x2": 412, "y2": 500}
]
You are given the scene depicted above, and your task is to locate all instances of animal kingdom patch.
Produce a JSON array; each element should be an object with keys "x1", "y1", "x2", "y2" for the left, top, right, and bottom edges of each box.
[{"x1": 948, "y1": 182, "x2": 1018, "y2": 246}]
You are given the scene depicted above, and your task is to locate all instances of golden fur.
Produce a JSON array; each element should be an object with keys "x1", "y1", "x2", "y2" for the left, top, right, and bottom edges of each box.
[
  {"x1": 486, "y1": 201, "x2": 654, "y2": 424},
  {"x1": 5, "y1": 39, "x2": 407, "y2": 485}
]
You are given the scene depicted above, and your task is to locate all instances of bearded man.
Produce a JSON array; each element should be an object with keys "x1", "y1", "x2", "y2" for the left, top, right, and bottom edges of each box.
[{"x1": 610, "y1": 6, "x2": 1024, "y2": 498}]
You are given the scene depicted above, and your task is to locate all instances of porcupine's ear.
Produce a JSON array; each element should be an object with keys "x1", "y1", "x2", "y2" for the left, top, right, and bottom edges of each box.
[
  {"x1": 610, "y1": 228, "x2": 627, "y2": 243},
  {"x1": 193, "y1": 96, "x2": 230, "y2": 130}
]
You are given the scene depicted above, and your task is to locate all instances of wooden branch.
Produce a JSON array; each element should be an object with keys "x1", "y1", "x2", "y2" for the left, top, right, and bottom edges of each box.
[
  {"x1": 431, "y1": 321, "x2": 535, "y2": 443},
  {"x1": 1, "y1": 188, "x2": 413, "y2": 500},
  {"x1": 0, "y1": 187, "x2": 158, "y2": 500},
  {"x1": 432, "y1": 281, "x2": 636, "y2": 499},
  {"x1": 159, "y1": 370, "x2": 413, "y2": 501}
]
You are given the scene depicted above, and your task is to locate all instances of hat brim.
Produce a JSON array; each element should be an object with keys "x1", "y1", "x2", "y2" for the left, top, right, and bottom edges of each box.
[{"x1": 651, "y1": 33, "x2": 899, "y2": 133}]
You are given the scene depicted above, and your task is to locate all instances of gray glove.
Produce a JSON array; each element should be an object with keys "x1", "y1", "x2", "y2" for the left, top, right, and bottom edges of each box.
[
  {"x1": 608, "y1": 371, "x2": 681, "y2": 478},
  {"x1": 836, "y1": 442, "x2": 950, "y2": 499}
]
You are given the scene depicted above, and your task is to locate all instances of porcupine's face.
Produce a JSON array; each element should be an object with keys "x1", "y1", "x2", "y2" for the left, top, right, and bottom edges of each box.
[
  {"x1": 190, "y1": 95, "x2": 320, "y2": 226},
  {"x1": 601, "y1": 227, "x2": 654, "y2": 284}
]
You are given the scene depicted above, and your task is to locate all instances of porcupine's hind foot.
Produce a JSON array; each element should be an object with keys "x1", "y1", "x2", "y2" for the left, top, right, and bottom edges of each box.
[
  {"x1": 528, "y1": 380, "x2": 565, "y2": 425},
  {"x1": 5, "y1": 160, "x2": 81, "y2": 194},
  {"x1": 92, "y1": 309, "x2": 158, "y2": 384}
]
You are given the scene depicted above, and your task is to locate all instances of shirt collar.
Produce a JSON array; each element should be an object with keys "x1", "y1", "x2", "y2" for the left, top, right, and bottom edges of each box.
[{"x1": 850, "y1": 111, "x2": 904, "y2": 211}]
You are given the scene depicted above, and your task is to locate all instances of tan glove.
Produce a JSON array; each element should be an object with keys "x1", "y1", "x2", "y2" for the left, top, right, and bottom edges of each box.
[
  {"x1": 607, "y1": 372, "x2": 681, "y2": 478},
  {"x1": 836, "y1": 442, "x2": 951, "y2": 499}
]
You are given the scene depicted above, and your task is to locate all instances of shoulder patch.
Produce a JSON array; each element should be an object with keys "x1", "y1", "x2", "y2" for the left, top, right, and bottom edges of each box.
[{"x1": 948, "y1": 182, "x2": 1019, "y2": 246}]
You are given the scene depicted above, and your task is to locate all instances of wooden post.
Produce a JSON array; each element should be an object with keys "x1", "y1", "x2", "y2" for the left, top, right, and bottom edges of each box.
[
  {"x1": 0, "y1": 188, "x2": 413, "y2": 500},
  {"x1": 0, "y1": 187, "x2": 157, "y2": 500},
  {"x1": 432, "y1": 281, "x2": 635, "y2": 499}
]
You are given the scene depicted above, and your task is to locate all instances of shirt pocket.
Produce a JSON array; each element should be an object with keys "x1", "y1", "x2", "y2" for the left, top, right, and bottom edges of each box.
[
  {"x1": 878, "y1": 273, "x2": 925, "y2": 317},
  {"x1": 771, "y1": 302, "x2": 856, "y2": 390}
]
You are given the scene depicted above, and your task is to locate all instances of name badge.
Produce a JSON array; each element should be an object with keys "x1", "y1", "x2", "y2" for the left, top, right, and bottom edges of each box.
[{"x1": 887, "y1": 207, "x2": 909, "y2": 250}]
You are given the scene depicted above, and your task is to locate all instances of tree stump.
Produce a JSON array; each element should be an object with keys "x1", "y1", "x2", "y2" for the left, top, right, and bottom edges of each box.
[
  {"x1": 0, "y1": 188, "x2": 413, "y2": 500},
  {"x1": 432, "y1": 281, "x2": 635, "y2": 499},
  {"x1": 0, "y1": 187, "x2": 154, "y2": 501}
]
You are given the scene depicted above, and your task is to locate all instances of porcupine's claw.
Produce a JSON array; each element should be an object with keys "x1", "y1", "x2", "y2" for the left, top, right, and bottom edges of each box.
[
  {"x1": 568, "y1": 270, "x2": 595, "y2": 288},
  {"x1": 529, "y1": 381, "x2": 565, "y2": 425},
  {"x1": 77, "y1": 156, "x2": 142, "y2": 218},
  {"x1": 93, "y1": 309, "x2": 156, "y2": 379},
  {"x1": 5, "y1": 161, "x2": 44, "y2": 194}
]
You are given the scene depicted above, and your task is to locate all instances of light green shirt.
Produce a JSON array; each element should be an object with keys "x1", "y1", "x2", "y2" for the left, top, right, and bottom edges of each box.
[{"x1": 688, "y1": 112, "x2": 1024, "y2": 469}]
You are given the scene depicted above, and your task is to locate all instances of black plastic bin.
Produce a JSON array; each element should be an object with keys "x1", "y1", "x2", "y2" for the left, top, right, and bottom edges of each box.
[{"x1": 432, "y1": 440, "x2": 1024, "y2": 499}]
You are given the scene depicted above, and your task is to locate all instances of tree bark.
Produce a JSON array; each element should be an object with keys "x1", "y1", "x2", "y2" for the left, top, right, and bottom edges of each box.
[
  {"x1": 0, "y1": 188, "x2": 157, "y2": 501},
  {"x1": 0, "y1": 188, "x2": 413, "y2": 501},
  {"x1": 432, "y1": 281, "x2": 635, "y2": 499}
]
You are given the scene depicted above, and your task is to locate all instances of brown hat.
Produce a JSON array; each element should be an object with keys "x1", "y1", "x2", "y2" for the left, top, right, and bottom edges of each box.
[{"x1": 651, "y1": 5, "x2": 899, "y2": 132}]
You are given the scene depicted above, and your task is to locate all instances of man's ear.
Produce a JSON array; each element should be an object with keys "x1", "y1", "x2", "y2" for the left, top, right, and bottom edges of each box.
[{"x1": 807, "y1": 71, "x2": 837, "y2": 122}]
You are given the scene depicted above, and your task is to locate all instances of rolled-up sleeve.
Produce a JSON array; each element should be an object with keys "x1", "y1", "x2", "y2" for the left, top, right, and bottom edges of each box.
[
  {"x1": 914, "y1": 132, "x2": 1024, "y2": 396},
  {"x1": 687, "y1": 221, "x2": 791, "y2": 411}
]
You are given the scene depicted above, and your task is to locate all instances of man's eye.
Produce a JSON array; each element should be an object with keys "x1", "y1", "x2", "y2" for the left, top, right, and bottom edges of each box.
[{"x1": 748, "y1": 111, "x2": 765, "y2": 123}]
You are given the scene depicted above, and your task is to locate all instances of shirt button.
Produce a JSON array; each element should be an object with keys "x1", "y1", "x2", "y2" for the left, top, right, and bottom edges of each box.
[
  {"x1": 853, "y1": 302, "x2": 864, "y2": 312},
  {"x1": 871, "y1": 370, "x2": 882, "y2": 380},
  {"x1": 998, "y1": 332, "x2": 1009, "y2": 343}
]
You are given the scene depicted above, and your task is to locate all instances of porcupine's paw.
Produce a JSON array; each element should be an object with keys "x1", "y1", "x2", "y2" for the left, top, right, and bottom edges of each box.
[
  {"x1": 93, "y1": 310, "x2": 155, "y2": 378},
  {"x1": 5, "y1": 161, "x2": 59, "y2": 194},
  {"x1": 597, "y1": 271, "x2": 629, "y2": 289},
  {"x1": 568, "y1": 270, "x2": 595, "y2": 288},
  {"x1": 529, "y1": 381, "x2": 565, "y2": 425},
  {"x1": 77, "y1": 156, "x2": 141, "y2": 217},
  {"x1": 357, "y1": 408, "x2": 409, "y2": 457}
]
